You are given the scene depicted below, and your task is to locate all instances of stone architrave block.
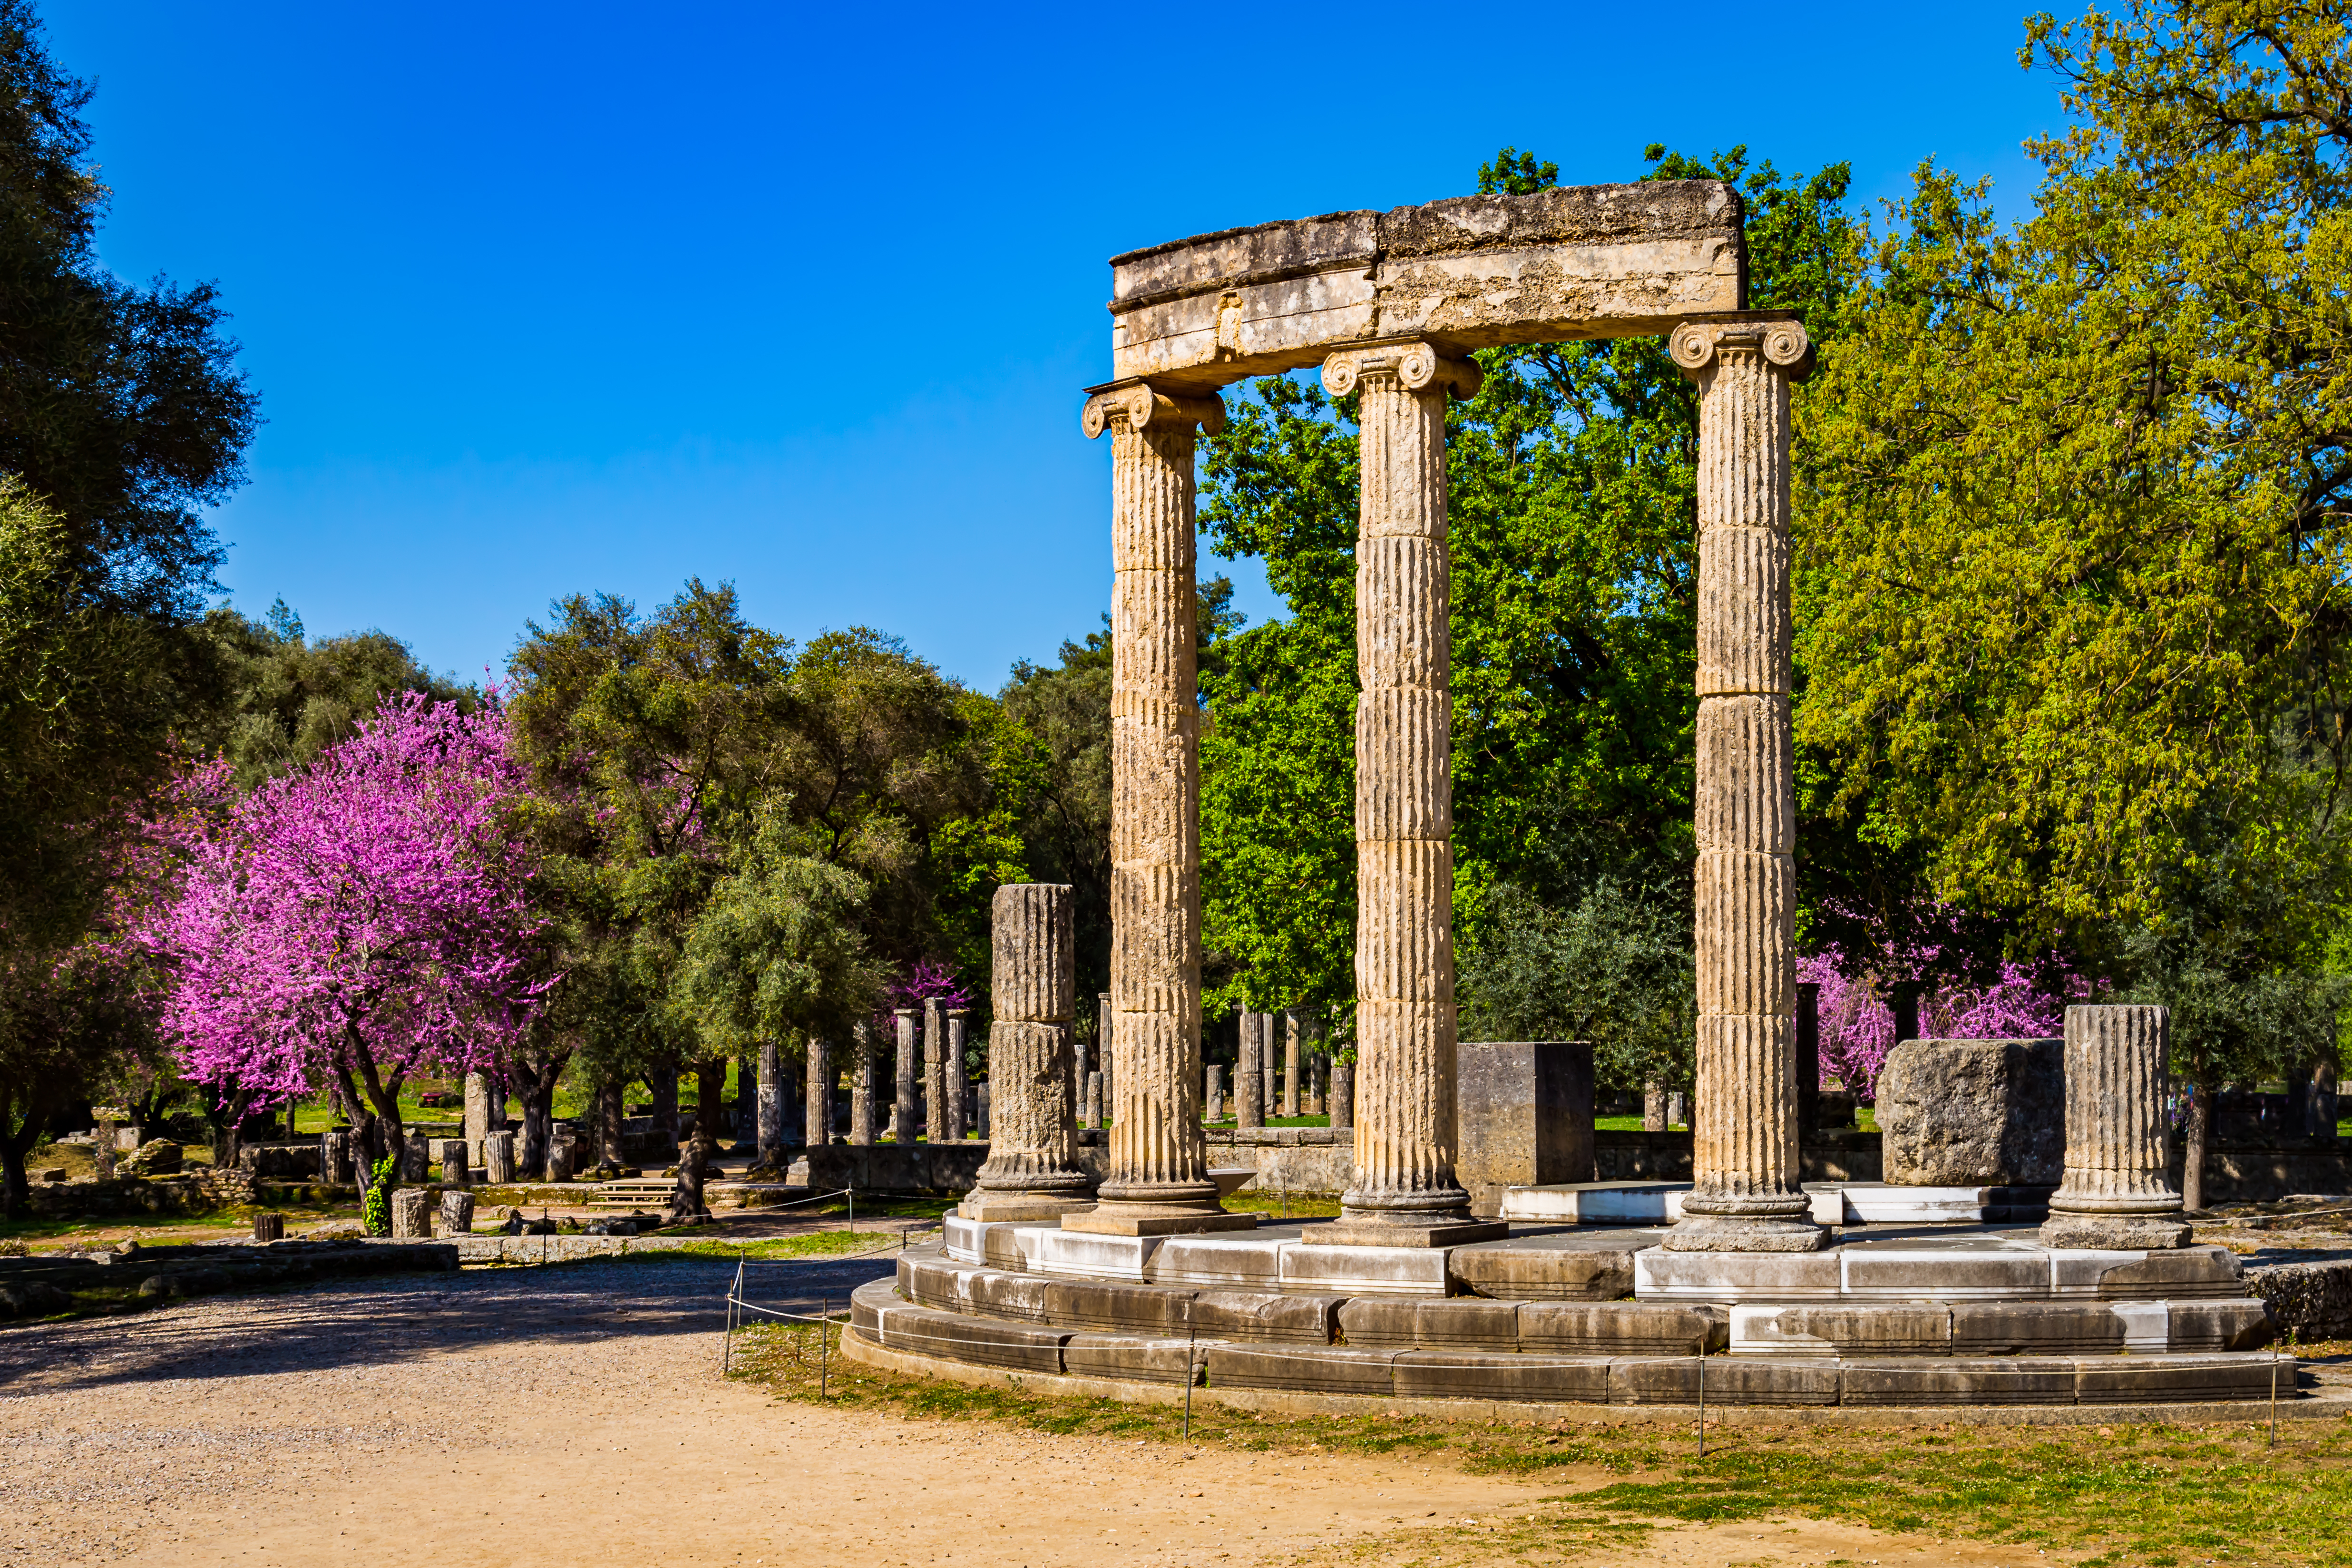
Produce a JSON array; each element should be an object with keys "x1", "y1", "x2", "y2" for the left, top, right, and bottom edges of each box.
[
  {"x1": 1874, "y1": 1037, "x2": 2063, "y2": 1186},
  {"x1": 1456, "y1": 1040, "x2": 1596, "y2": 1217},
  {"x1": 390, "y1": 1188, "x2": 430, "y2": 1239},
  {"x1": 482, "y1": 1130, "x2": 515, "y2": 1185}
]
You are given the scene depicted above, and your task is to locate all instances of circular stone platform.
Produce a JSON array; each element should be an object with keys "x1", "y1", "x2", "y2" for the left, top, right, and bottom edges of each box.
[{"x1": 837, "y1": 1217, "x2": 2303, "y2": 1415}]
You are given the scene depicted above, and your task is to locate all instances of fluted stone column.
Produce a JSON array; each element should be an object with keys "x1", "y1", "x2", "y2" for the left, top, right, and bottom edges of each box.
[
  {"x1": 947, "y1": 1009, "x2": 970, "y2": 1141},
  {"x1": 850, "y1": 1021, "x2": 876, "y2": 1146},
  {"x1": 2043, "y1": 1005, "x2": 2191, "y2": 1248},
  {"x1": 924, "y1": 997, "x2": 948, "y2": 1144},
  {"x1": 1072, "y1": 380, "x2": 1250, "y2": 1237},
  {"x1": 1282, "y1": 1010, "x2": 1301, "y2": 1117},
  {"x1": 1237, "y1": 1016, "x2": 1264, "y2": 1130},
  {"x1": 1663, "y1": 315, "x2": 1823, "y2": 1253},
  {"x1": 756, "y1": 1040, "x2": 783, "y2": 1168},
  {"x1": 967, "y1": 883, "x2": 1092, "y2": 1220},
  {"x1": 1205, "y1": 1064, "x2": 1223, "y2": 1122},
  {"x1": 805, "y1": 1037, "x2": 832, "y2": 1149},
  {"x1": 893, "y1": 1008, "x2": 918, "y2": 1145},
  {"x1": 1320, "y1": 341, "x2": 1503, "y2": 1247}
]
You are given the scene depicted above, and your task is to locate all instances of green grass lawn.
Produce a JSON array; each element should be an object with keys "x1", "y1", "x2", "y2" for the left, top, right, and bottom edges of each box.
[{"x1": 731, "y1": 1325, "x2": 2352, "y2": 1565}]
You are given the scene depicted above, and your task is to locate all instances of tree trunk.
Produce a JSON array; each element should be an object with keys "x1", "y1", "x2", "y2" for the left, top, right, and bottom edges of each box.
[
  {"x1": 648, "y1": 1066, "x2": 680, "y2": 1159},
  {"x1": 507, "y1": 1045, "x2": 570, "y2": 1180},
  {"x1": 667, "y1": 1062, "x2": 723, "y2": 1224},
  {"x1": 0, "y1": 1088, "x2": 47, "y2": 1220},
  {"x1": 203, "y1": 1084, "x2": 255, "y2": 1174},
  {"x1": 2184, "y1": 1080, "x2": 2211, "y2": 1214}
]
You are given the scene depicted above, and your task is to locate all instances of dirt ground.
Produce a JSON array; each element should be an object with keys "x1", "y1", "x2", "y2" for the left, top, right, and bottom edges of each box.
[{"x1": 0, "y1": 1255, "x2": 2055, "y2": 1568}]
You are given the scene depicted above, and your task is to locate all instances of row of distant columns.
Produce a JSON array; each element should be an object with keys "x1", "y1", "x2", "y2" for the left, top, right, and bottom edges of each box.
[{"x1": 1060, "y1": 318, "x2": 1824, "y2": 1248}]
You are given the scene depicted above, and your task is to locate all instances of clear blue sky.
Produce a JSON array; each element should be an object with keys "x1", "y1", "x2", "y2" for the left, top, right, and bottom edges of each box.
[{"x1": 45, "y1": 2, "x2": 2061, "y2": 691}]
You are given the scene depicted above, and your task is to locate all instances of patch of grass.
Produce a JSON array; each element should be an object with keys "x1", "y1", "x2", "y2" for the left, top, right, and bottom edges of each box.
[
  {"x1": 730, "y1": 1325, "x2": 2352, "y2": 1565},
  {"x1": 673, "y1": 1229, "x2": 915, "y2": 1261}
]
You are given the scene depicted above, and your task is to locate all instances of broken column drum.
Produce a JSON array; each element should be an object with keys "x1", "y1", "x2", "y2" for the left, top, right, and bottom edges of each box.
[
  {"x1": 966, "y1": 883, "x2": 1092, "y2": 1219},
  {"x1": 1661, "y1": 316, "x2": 1823, "y2": 1255},
  {"x1": 1071, "y1": 381, "x2": 1246, "y2": 1237},
  {"x1": 2042, "y1": 1004, "x2": 2192, "y2": 1249}
]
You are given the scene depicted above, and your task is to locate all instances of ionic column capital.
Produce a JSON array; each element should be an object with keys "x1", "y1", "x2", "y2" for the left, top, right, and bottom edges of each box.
[
  {"x1": 1082, "y1": 380, "x2": 1227, "y2": 440},
  {"x1": 1669, "y1": 314, "x2": 1814, "y2": 380},
  {"x1": 1320, "y1": 341, "x2": 1483, "y2": 401}
]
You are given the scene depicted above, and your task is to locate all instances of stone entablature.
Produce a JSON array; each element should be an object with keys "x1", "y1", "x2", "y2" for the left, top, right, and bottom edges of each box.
[{"x1": 1107, "y1": 182, "x2": 1745, "y2": 390}]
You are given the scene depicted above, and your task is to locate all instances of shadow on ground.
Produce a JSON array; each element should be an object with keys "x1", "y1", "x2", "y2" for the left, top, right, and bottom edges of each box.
[{"x1": 0, "y1": 1251, "x2": 895, "y2": 1395}]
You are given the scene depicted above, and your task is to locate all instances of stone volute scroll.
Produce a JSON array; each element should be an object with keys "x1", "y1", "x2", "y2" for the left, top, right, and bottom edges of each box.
[
  {"x1": 965, "y1": 883, "x2": 1093, "y2": 1221},
  {"x1": 1068, "y1": 378, "x2": 1252, "y2": 1237},
  {"x1": 1323, "y1": 338, "x2": 1505, "y2": 1249},
  {"x1": 1662, "y1": 312, "x2": 1824, "y2": 1254}
]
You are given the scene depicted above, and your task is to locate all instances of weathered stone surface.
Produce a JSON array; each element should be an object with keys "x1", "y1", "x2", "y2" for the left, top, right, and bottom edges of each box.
[
  {"x1": 439, "y1": 1189, "x2": 475, "y2": 1236},
  {"x1": 925, "y1": 997, "x2": 949, "y2": 1145},
  {"x1": 2165, "y1": 1299, "x2": 2275, "y2": 1353},
  {"x1": 1331, "y1": 1061, "x2": 1354, "y2": 1131},
  {"x1": 1949, "y1": 1301, "x2": 2126, "y2": 1355},
  {"x1": 2076, "y1": 1354, "x2": 2277, "y2": 1404},
  {"x1": 966, "y1": 1271, "x2": 1051, "y2": 1324},
  {"x1": 1663, "y1": 319, "x2": 1819, "y2": 1256},
  {"x1": 1209, "y1": 1344, "x2": 1394, "y2": 1395},
  {"x1": 1450, "y1": 1240, "x2": 1634, "y2": 1301},
  {"x1": 1189, "y1": 1290, "x2": 1340, "y2": 1344},
  {"x1": 390, "y1": 1188, "x2": 430, "y2": 1239},
  {"x1": 1080, "y1": 386, "x2": 1230, "y2": 1233},
  {"x1": 970, "y1": 886, "x2": 1091, "y2": 1212},
  {"x1": 894, "y1": 1007, "x2": 920, "y2": 1149},
  {"x1": 481, "y1": 1131, "x2": 514, "y2": 1185},
  {"x1": 1731, "y1": 1305, "x2": 1951, "y2": 1355},
  {"x1": 439, "y1": 1142, "x2": 470, "y2": 1188},
  {"x1": 2043, "y1": 1005, "x2": 2188, "y2": 1248},
  {"x1": 1457, "y1": 1040, "x2": 1596, "y2": 1218},
  {"x1": 1610, "y1": 1356, "x2": 1837, "y2": 1407},
  {"x1": 1518, "y1": 1303, "x2": 1723, "y2": 1357},
  {"x1": 1064, "y1": 1334, "x2": 1203, "y2": 1385},
  {"x1": 1840, "y1": 1357, "x2": 2076, "y2": 1406},
  {"x1": 2249, "y1": 1256, "x2": 2352, "y2": 1340},
  {"x1": 1042, "y1": 1280, "x2": 1196, "y2": 1334},
  {"x1": 1876, "y1": 1038, "x2": 2064, "y2": 1186},
  {"x1": 1106, "y1": 183, "x2": 1743, "y2": 392},
  {"x1": 1393, "y1": 1351, "x2": 1610, "y2": 1403}
]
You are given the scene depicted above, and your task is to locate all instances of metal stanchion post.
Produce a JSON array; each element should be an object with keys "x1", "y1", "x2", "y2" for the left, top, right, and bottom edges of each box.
[
  {"x1": 2272, "y1": 1351, "x2": 2281, "y2": 1446},
  {"x1": 1697, "y1": 1354, "x2": 1706, "y2": 1458},
  {"x1": 725, "y1": 1256, "x2": 743, "y2": 1374},
  {"x1": 820, "y1": 1295, "x2": 830, "y2": 1399},
  {"x1": 1184, "y1": 1310, "x2": 1196, "y2": 1443}
]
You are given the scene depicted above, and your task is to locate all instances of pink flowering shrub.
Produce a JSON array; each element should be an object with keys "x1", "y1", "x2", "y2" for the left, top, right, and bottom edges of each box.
[
  {"x1": 139, "y1": 692, "x2": 548, "y2": 1129},
  {"x1": 1799, "y1": 950, "x2": 2071, "y2": 1100}
]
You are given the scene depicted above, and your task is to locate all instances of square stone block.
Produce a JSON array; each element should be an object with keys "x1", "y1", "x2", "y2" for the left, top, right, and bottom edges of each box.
[
  {"x1": 1335, "y1": 1298, "x2": 1420, "y2": 1349},
  {"x1": 1449, "y1": 1239, "x2": 1636, "y2": 1301},
  {"x1": 1500, "y1": 1182, "x2": 1684, "y2": 1225},
  {"x1": 1032, "y1": 1230, "x2": 1165, "y2": 1282},
  {"x1": 1839, "y1": 1246, "x2": 2048, "y2": 1300},
  {"x1": 2111, "y1": 1301, "x2": 2170, "y2": 1352},
  {"x1": 2165, "y1": 1299, "x2": 2275, "y2": 1353},
  {"x1": 1392, "y1": 1351, "x2": 1610, "y2": 1403},
  {"x1": 1829, "y1": 1183, "x2": 1998, "y2": 1225},
  {"x1": 966, "y1": 1271, "x2": 1050, "y2": 1324},
  {"x1": 1610, "y1": 1356, "x2": 1839, "y2": 1406},
  {"x1": 1875, "y1": 1036, "x2": 2064, "y2": 1186},
  {"x1": 1633, "y1": 1248, "x2": 1842, "y2": 1303},
  {"x1": 1457, "y1": 1040, "x2": 1596, "y2": 1217},
  {"x1": 1209, "y1": 1344, "x2": 1395, "y2": 1395},
  {"x1": 1519, "y1": 1302, "x2": 1723, "y2": 1357},
  {"x1": 1949, "y1": 1301, "x2": 2125, "y2": 1356},
  {"x1": 1044, "y1": 1280, "x2": 1196, "y2": 1334},
  {"x1": 1280, "y1": 1242, "x2": 1452, "y2": 1296},
  {"x1": 1730, "y1": 1305, "x2": 1951, "y2": 1356},
  {"x1": 2076, "y1": 1353, "x2": 2281, "y2": 1404},
  {"x1": 1189, "y1": 1290, "x2": 1340, "y2": 1345},
  {"x1": 2048, "y1": 1246, "x2": 2245, "y2": 1300},
  {"x1": 1412, "y1": 1299, "x2": 1523, "y2": 1352},
  {"x1": 1839, "y1": 1356, "x2": 2076, "y2": 1406},
  {"x1": 1063, "y1": 1334, "x2": 1204, "y2": 1385},
  {"x1": 1149, "y1": 1235, "x2": 1288, "y2": 1290}
]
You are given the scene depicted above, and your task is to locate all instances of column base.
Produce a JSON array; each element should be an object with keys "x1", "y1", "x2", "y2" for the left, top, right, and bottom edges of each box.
[
  {"x1": 959, "y1": 1194, "x2": 1096, "y2": 1222},
  {"x1": 2040, "y1": 1215, "x2": 2193, "y2": 1250},
  {"x1": 1320, "y1": 1218, "x2": 1509, "y2": 1249},
  {"x1": 1061, "y1": 1204, "x2": 1259, "y2": 1237},
  {"x1": 1659, "y1": 1216, "x2": 1828, "y2": 1253}
]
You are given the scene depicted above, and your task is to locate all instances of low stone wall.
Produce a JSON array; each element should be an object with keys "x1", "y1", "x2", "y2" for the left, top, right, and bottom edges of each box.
[
  {"x1": 2184, "y1": 1147, "x2": 2352, "y2": 1205},
  {"x1": 2246, "y1": 1257, "x2": 2352, "y2": 1342},
  {"x1": 0, "y1": 1238, "x2": 460, "y2": 1320},
  {"x1": 237, "y1": 1142, "x2": 323, "y2": 1179}
]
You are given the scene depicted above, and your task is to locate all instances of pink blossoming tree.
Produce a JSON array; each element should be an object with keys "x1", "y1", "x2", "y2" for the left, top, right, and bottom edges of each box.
[{"x1": 141, "y1": 691, "x2": 547, "y2": 1174}]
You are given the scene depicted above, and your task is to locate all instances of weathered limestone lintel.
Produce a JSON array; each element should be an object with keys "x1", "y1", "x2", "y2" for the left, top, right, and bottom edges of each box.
[{"x1": 1107, "y1": 182, "x2": 1746, "y2": 392}]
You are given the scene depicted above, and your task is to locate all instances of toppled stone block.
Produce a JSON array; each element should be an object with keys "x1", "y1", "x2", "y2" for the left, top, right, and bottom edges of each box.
[
  {"x1": 1875, "y1": 1038, "x2": 2063, "y2": 1186},
  {"x1": 117, "y1": 1139, "x2": 184, "y2": 1177}
]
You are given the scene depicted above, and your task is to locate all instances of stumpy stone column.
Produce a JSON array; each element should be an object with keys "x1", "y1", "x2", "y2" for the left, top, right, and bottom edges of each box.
[
  {"x1": 1072, "y1": 380, "x2": 1249, "y2": 1237},
  {"x1": 947, "y1": 1008, "x2": 970, "y2": 1141},
  {"x1": 894, "y1": 1008, "x2": 919, "y2": 1146},
  {"x1": 805, "y1": 1038, "x2": 832, "y2": 1149},
  {"x1": 1237, "y1": 1018, "x2": 1264, "y2": 1130},
  {"x1": 482, "y1": 1130, "x2": 514, "y2": 1185},
  {"x1": 1205, "y1": 1064, "x2": 1224, "y2": 1122},
  {"x1": 1322, "y1": 340, "x2": 1502, "y2": 1247},
  {"x1": 1663, "y1": 315, "x2": 1823, "y2": 1254},
  {"x1": 2042, "y1": 1005, "x2": 2191, "y2": 1248},
  {"x1": 850, "y1": 1021, "x2": 876, "y2": 1145},
  {"x1": 1282, "y1": 1011, "x2": 1301, "y2": 1117},
  {"x1": 967, "y1": 883, "x2": 1093, "y2": 1219},
  {"x1": 756, "y1": 1040, "x2": 783, "y2": 1166}
]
